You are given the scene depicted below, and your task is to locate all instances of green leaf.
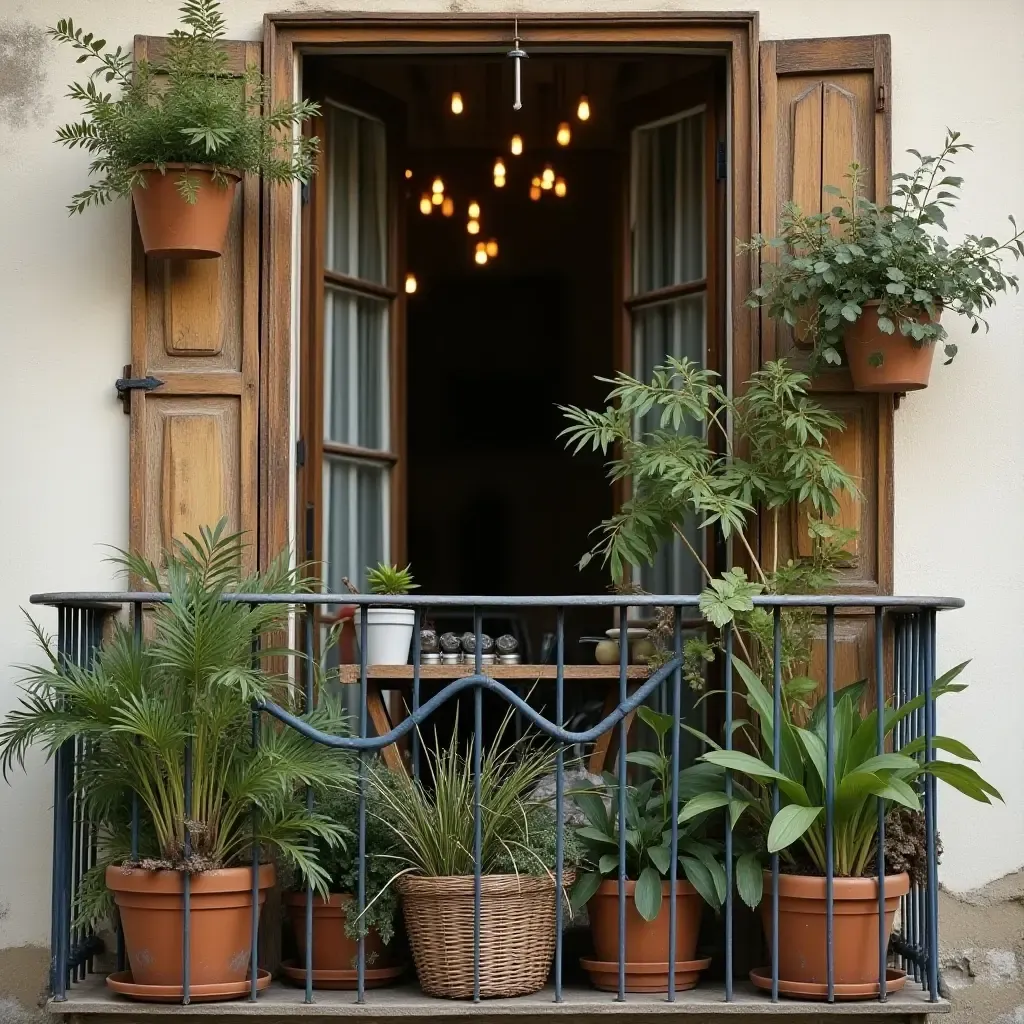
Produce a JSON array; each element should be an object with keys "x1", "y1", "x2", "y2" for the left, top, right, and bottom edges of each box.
[
  {"x1": 634, "y1": 866, "x2": 663, "y2": 922},
  {"x1": 578, "y1": 826, "x2": 618, "y2": 847},
  {"x1": 858, "y1": 753, "x2": 919, "y2": 776},
  {"x1": 678, "y1": 790, "x2": 730, "y2": 824},
  {"x1": 700, "y1": 749, "x2": 790, "y2": 783},
  {"x1": 680, "y1": 855, "x2": 718, "y2": 910},
  {"x1": 647, "y1": 844, "x2": 671, "y2": 875},
  {"x1": 570, "y1": 871, "x2": 603, "y2": 912},
  {"x1": 625, "y1": 750, "x2": 665, "y2": 772},
  {"x1": 795, "y1": 727, "x2": 827, "y2": 787},
  {"x1": 736, "y1": 851, "x2": 763, "y2": 909},
  {"x1": 901, "y1": 735, "x2": 979, "y2": 762},
  {"x1": 598, "y1": 852, "x2": 620, "y2": 874},
  {"x1": 636, "y1": 705, "x2": 674, "y2": 739},
  {"x1": 925, "y1": 761, "x2": 1002, "y2": 802},
  {"x1": 767, "y1": 805, "x2": 823, "y2": 853},
  {"x1": 573, "y1": 788, "x2": 610, "y2": 832}
]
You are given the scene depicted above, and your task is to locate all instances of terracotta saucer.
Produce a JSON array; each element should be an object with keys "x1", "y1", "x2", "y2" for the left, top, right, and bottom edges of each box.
[
  {"x1": 281, "y1": 959, "x2": 405, "y2": 990},
  {"x1": 580, "y1": 957, "x2": 711, "y2": 993},
  {"x1": 105, "y1": 969, "x2": 271, "y2": 1003},
  {"x1": 749, "y1": 966, "x2": 908, "y2": 1001}
]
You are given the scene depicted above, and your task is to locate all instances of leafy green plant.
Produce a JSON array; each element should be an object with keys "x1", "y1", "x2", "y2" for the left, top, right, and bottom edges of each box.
[
  {"x1": 742, "y1": 130, "x2": 1023, "y2": 369},
  {"x1": 310, "y1": 783, "x2": 401, "y2": 947},
  {"x1": 689, "y1": 657, "x2": 999, "y2": 881},
  {"x1": 0, "y1": 521, "x2": 352, "y2": 926},
  {"x1": 570, "y1": 706, "x2": 761, "y2": 920},
  {"x1": 49, "y1": 0, "x2": 319, "y2": 212},
  {"x1": 366, "y1": 563, "x2": 419, "y2": 596},
  {"x1": 560, "y1": 358, "x2": 859, "y2": 681},
  {"x1": 367, "y1": 711, "x2": 579, "y2": 882}
]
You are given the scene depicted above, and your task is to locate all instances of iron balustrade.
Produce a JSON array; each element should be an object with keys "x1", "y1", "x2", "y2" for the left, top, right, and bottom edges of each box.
[{"x1": 34, "y1": 591, "x2": 960, "y2": 1007}]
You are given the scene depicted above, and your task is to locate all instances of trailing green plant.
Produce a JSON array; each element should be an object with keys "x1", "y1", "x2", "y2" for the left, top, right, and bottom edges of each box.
[
  {"x1": 367, "y1": 710, "x2": 580, "y2": 882},
  {"x1": 0, "y1": 521, "x2": 353, "y2": 927},
  {"x1": 570, "y1": 706, "x2": 761, "y2": 920},
  {"x1": 741, "y1": 130, "x2": 1024, "y2": 369},
  {"x1": 685, "y1": 657, "x2": 998, "y2": 884},
  {"x1": 365, "y1": 563, "x2": 419, "y2": 596},
  {"x1": 49, "y1": 0, "x2": 319, "y2": 213},
  {"x1": 560, "y1": 357, "x2": 859, "y2": 683}
]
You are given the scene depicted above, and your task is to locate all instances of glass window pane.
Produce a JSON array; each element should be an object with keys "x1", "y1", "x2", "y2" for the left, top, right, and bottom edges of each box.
[
  {"x1": 631, "y1": 110, "x2": 705, "y2": 294},
  {"x1": 322, "y1": 457, "x2": 389, "y2": 594},
  {"x1": 632, "y1": 293, "x2": 707, "y2": 596},
  {"x1": 326, "y1": 103, "x2": 387, "y2": 284},
  {"x1": 323, "y1": 288, "x2": 389, "y2": 449}
]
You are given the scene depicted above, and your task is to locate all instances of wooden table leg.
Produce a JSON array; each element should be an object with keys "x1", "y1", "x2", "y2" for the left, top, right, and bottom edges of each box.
[
  {"x1": 366, "y1": 682, "x2": 406, "y2": 775},
  {"x1": 587, "y1": 682, "x2": 638, "y2": 776}
]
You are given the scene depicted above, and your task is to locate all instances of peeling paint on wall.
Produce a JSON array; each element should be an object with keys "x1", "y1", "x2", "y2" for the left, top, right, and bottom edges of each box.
[{"x1": 0, "y1": 20, "x2": 52, "y2": 129}]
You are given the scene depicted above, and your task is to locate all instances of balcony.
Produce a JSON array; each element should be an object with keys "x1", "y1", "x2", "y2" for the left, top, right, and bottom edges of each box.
[{"x1": 32, "y1": 591, "x2": 960, "y2": 1021}]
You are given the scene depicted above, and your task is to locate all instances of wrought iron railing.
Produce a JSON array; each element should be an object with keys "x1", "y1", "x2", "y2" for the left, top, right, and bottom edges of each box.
[{"x1": 36, "y1": 591, "x2": 958, "y2": 1007}]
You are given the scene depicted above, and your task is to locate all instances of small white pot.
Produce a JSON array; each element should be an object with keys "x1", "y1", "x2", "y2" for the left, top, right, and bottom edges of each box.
[{"x1": 355, "y1": 607, "x2": 416, "y2": 666}]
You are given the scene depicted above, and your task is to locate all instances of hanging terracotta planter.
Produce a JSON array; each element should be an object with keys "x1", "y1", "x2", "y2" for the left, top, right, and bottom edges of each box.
[
  {"x1": 843, "y1": 301, "x2": 940, "y2": 393},
  {"x1": 105, "y1": 863, "x2": 274, "y2": 1002},
  {"x1": 753, "y1": 871, "x2": 911, "y2": 999},
  {"x1": 131, "y1": 164, "x2": 241, "y2": 259},
  {"x1": 282, "y1": 892, "x2": 403, "y2": 990},
  {"x1": 582, "y1": 880, "x2": 709, "y2": 993}
]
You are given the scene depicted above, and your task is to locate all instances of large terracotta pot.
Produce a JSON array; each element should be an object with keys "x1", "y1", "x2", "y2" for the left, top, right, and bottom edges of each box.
[
  {"x1": 107, "y1": 863, "x2": 274, "y2": 990},
  {"x1": 584, "y1": 879, "x2": 707, "y2": 993},
  {"x1": 131, "y1": 164, "x2": 241, "y2": 259},
  {"x1": 284, "y1": 892, "x2": 392, "y2": 972},
  {"x1": 760, "y1": 871, "x2": 911, "y2": 988},
  {"x1": 843, "y1": 301, "x2": 939, "y2": 392}
]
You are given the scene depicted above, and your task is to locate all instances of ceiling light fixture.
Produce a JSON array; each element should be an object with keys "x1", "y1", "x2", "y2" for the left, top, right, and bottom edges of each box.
[
  {"x1": 554, "y1": 177, "x2": 567, "y2": 198},
  {"x1": 441, "y1": 196, "x2": 455, "y2": 217},
  {"x1": 431, "y1": 191, "x2": 444, "y2": 206},
  {"x1": 556, "y1": 122, "x2": 571, "y2": 146},
  {"x1": 510, "y1": 134, "x2": 523, "y2": 156},
  {"x1": 577, "y1": 95, "x2": 591, "y2": 121},
  {"x1": 529, "y1": 185, "x2": 541, "y2": 201},
  {"x1": 432, "y1": 177, "x2": 445, "y2": 194},
  {"x1": 467, "y1": 219, "x2": 480, "y2": 235},
  {"x1": 468, "y1": 201, "x2": 481, "y2": 219},
  {"x1": 542, "y1": 165, "x2": 555, "y2": 185},
  {"x1": 419, "y1": 195, "x2": 432, "y2": 215},
  {"x1": 493, "y1": 158, "x2": 507, "y2": 179},
  {"x1": 486, "y1": 239, "x2": 499, "y2": 258},
  {"x1": 450, "y1": 91, "x2": 464, "y2": 115},
  {"x1": 405, "y1": 273, "x2": 418, "y2": 294},
  {"x1": 475, "y1": 248, "x2": 488, "y2": 265},
  {"x1": 404, "y1": 168, "x2": 413, "y2": 179}
]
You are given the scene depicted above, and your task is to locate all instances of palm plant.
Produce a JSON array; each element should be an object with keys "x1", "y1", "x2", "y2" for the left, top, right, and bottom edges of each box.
[
  {"x1": 684, "y1": 657, "x2": 998, "y2": 897},
  {"x1": 0, "y1": 521, "x2": 353, "y2": 925}
]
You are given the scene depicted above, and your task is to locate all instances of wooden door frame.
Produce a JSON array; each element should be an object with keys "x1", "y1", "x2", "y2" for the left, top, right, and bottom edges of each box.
[{"x1": 260, "y1": 11, "x2": 758, "y2": 570}]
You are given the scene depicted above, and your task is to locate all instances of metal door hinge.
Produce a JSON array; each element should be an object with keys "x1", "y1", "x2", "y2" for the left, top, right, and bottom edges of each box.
[
  {"x1": 115, "y1": 365, "x2": 164, "y2": 414},
  {"x1": 304, "y1": 503, "x2": 315, "y2": 561},
  {"x1": 876, "y1": 85, "x2": 886, "y2": 113},
  {"x1": 716, "y1": 140, "x2": 727, "y2": 181},
  {"x1": 296, "y1": 438, "x2": 306, "y2": 468}
]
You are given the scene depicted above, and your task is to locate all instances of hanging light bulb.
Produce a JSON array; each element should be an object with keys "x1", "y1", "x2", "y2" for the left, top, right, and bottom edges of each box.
[
  {"x1": 450, "y1": 91, "x2": 464, "y2": 115},
  {"x1": 486, "y1": 239, "x2": 499, "y2": 258},
  {"x1": 468, "y1": 201, "x2": 481, "y2": 220},
  {"x1": 556, "y1": 122, "x2": 571, "y2": 146},
  {"x1": 405, "y1": 272, "x2": 418, "y2": 294},
  {"x1": 441, "y1": 196, "x2": 455, "y2": 217},
  {"x1": 554, "y1": 176, "x2": 567, "y2": 198},
  {"x1": 531, "y1": 175, "x2": 542, "y2": 188},
  {"x1": 432, "y1": 177, "x2": 445, "y2": 194},
  {"x1": 494, "y1": 175, "x2": 506, "y2": 188},
  {"x1": 577, "y1": 95, "x2": 591, "y2": 121},
  {"x1": 404, "y1": 168, "x2": 413, "y2": 179},
  {"x1": 529, "y1": 185, "x2": 542, "y2": 201},
  {"x1": 493, "y1": 158, "x2": 506, "y2": 179},
  {"x1": 475, "y1": 248, "x2": 488, "y2": 266},
  {"x1": 431, "y1": 191, "x2": 444, "y2": 206},
  {"x1": 467, "y1": 219, "x2": 480, "y2": 235},
  {"x1": 542, "y1": 165, "x2": 555, "y2": 185},
  {"x1": 510, "y1": 134, "x2": 523, "y2": 156},
  {"x1": 419, "y1": 194, "x2": 432, "y2": 215}
]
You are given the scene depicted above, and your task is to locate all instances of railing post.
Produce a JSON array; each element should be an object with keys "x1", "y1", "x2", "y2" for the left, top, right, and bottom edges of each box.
[
  {"x1": 825, "y1": 606, "x2": 836, "y2": 1004},
  {"x1": 250, "y1": 605, "x2": 261, "y2": 1002},
  {"x1": 357, "y1": 600, "x2": 368, "y2": 1004},
  {"x1": 472, "y1": 607, "x2": 483, "y2": 1004},
  {"x1": 49, "y1": 605, "x2": 71, "y2": 1001},
  {"x1": 554, "y1": 607, "x2": 565, "y2": 1004},
  {"x1": 616, "y1": 603, "x2": 628, "y2": 1003},
  {"x1": 875, "y1": 606, "x2": 887, "y2": 1002},
  {"x1": 304, "y1": 605, "x2": 315, "y2": 1005},
  {"x1": 723, "y1": 623, "x2": 734, "y2": 1002},
  {"x1": 924, "y1": 609, "x2": 940, "y2": 1001},
  {"x1": 770, "y1": 607, "x2": 782, "y2": 1003},
  {"x1": 667, "y1": 607, "x2": 682, "y2": 1004}
]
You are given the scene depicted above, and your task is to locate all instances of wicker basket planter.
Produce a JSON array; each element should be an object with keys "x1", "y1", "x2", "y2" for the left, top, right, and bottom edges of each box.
[{"x1": 398, "y1": 872, "x2": 572, "y2": 998}]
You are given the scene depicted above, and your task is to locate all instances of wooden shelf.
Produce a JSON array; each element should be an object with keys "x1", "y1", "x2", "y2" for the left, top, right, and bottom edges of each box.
[{"x1": 336, "y1": 663, "x2": 651, "y2": 684}]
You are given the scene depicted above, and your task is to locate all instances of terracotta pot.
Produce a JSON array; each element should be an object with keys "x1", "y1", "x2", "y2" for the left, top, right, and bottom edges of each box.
[
  {"x1": 107, "y1": 863, "x2": 274, "y2": 991},
  {"x1": 131, "y1": 164, "x2": 241, "y2": 259},
  {"x1": 586, "y1": 879, "x2": 705, "y2": 992},
  {"x1": 284, "y1": 892, "x2": 393, "y2": 973},
  {"x1": 760, "y1": 871, "x2": 911, "y2": 988},
  {"x1": 843, "y1": 301, "x2": 939, "y2": 392}
]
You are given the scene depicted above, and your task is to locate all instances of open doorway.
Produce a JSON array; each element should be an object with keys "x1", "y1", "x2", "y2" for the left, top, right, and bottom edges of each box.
[{"x1": 299, "y1": 50, "x2": 726, "y2": 742}]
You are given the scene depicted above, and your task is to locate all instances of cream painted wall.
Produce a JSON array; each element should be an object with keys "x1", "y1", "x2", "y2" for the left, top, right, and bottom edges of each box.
[{"x1": 0, "y1": 0, "x2": 1020, "y2": 950}]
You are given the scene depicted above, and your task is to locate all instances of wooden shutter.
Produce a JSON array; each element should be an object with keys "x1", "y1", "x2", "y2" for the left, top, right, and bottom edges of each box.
[
  {"x1": 128, "y1": 37, "x2": 261, "y2": 573},
  {"x1": 758, "y1": 36, "x2": 893, "y2": 688}
]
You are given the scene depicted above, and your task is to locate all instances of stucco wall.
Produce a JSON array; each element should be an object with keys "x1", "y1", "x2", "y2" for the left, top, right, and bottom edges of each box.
[{"x1": 0, "y1": 0, "x2": 1021, "y2": 987}]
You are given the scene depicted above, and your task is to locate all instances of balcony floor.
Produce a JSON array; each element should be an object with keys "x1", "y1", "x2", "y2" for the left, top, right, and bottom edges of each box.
[{"x1": 49, "y1": 976, "x2": 948, "y2": 1021}]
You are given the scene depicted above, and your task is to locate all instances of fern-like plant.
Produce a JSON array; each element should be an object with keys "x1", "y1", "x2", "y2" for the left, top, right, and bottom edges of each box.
[
  {"x1": 49, "y1": 0, "x2": 319, "y2": 212},
  {"x1": 0, "y1": 521, "x2": 352, "y2": 926}
]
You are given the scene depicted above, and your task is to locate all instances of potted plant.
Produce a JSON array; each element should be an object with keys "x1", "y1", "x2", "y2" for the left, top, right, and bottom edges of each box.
[
  {"x1": 691, "y1": 657, "x2": 999, "y2": 998},
  {"x1": 368, "y1": 715, "x2": 579, "y2": 999},
  {"x1": 742, "y1": 131, "x2": 1024, "y2": 391},
  {"x1": 49, "y1": 0, "x2": 319, "y2": 258},
  {"x1": 0, "y1": 522, "x2": 352, "y2": 1002},
  {"x1": 570, "y1": 706, "x2": 759, "y2": 993},
  {"x1": 284, "y1": 784, "x2": 403, "y2": 990},
  {"x1": 355, "y1": 563, "x2": 419, "y2": 666}
]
